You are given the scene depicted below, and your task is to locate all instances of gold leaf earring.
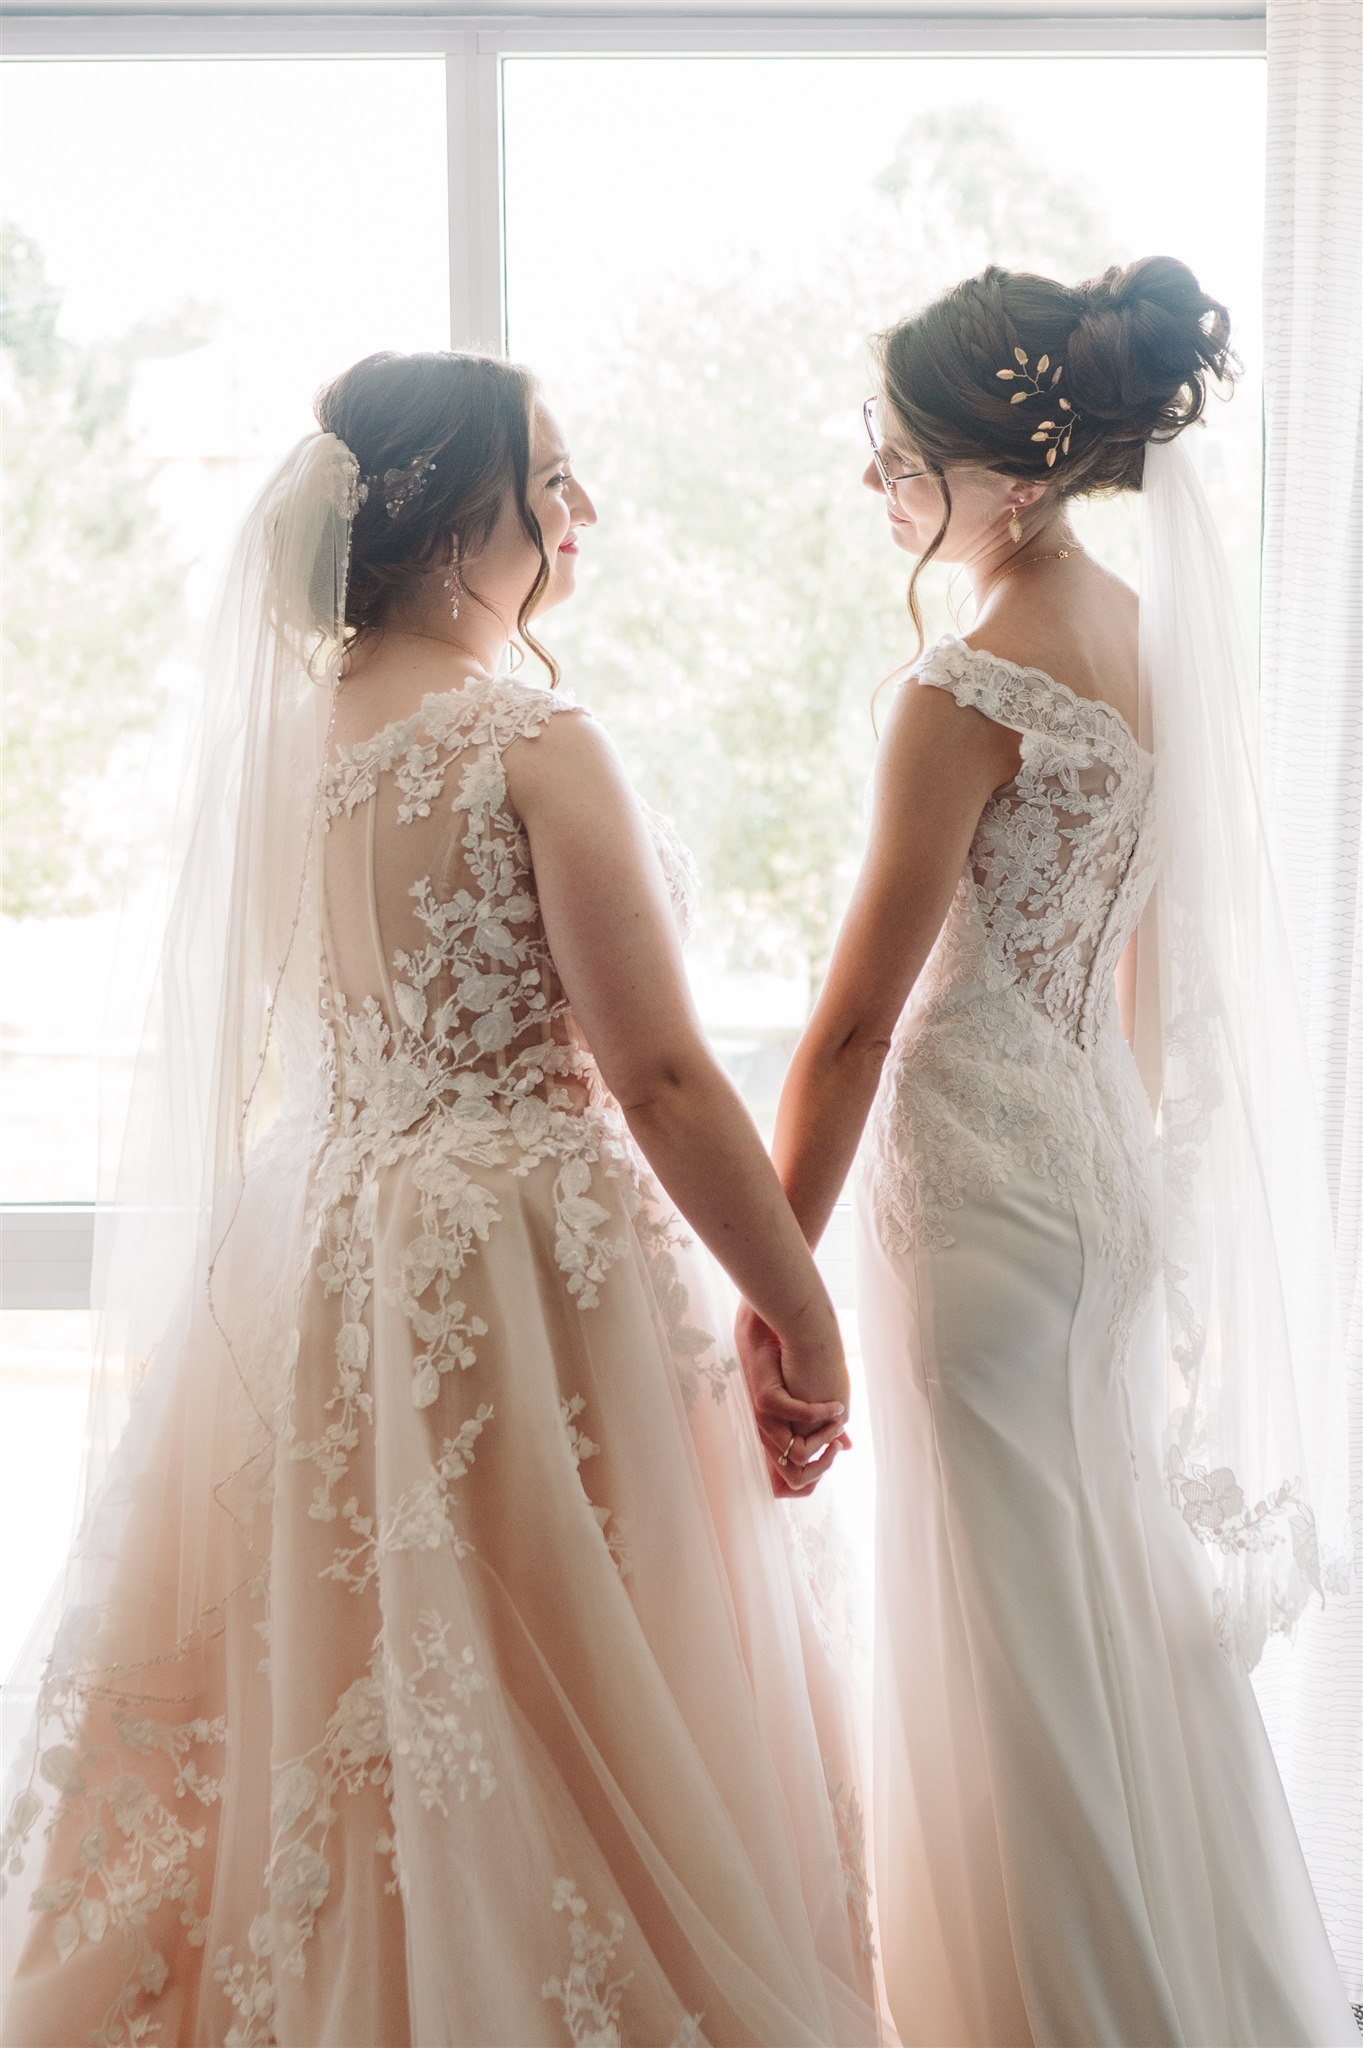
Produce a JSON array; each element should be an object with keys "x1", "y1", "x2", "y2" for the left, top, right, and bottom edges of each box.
[{"x1": 1008, "y1": 509, "x2": 1023, "y2": 545}]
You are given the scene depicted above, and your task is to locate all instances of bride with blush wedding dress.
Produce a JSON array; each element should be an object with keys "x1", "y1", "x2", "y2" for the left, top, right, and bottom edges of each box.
[
  {"x1": 746, "y1": 259, "x2": 1357, "y2": 2046},
  {"x1": 1, "y1": 350, "x2": 884, "y2": 2047}
]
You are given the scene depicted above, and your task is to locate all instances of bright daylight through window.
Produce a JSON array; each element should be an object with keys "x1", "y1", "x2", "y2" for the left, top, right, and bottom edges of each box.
[
  {"x1": 0, "y1": 53, "x2": 449, "y2": 1666},
  {"x1": 505, "y1": 54, "x2": 1264, "y2": 1134},
  {"x1": 0, "y1": 56, "x2": 450, "y2": 1203},
  {"x1": 1, "y1": 43, "x2": 1265, "y2": 1668}
]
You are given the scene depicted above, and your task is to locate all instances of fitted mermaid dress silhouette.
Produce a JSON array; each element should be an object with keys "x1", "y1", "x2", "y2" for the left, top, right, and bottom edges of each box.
[
  {"x1": 857, "y1": 637, "x2": 1356, "y2": 2047},
  {"x1": 2, "y1": 676, "x2": 879, "y2": 2047}
]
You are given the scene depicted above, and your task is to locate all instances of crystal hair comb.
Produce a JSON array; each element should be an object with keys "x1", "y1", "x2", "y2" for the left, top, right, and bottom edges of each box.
[{"x1": 371, "y1": 454, "x2": 438, "y2": 519}]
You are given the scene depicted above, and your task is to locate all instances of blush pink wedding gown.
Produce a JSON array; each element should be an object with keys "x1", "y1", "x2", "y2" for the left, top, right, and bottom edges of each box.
[{"x1": 2, "y1": 676, "x2": 883, "y2": 2048}]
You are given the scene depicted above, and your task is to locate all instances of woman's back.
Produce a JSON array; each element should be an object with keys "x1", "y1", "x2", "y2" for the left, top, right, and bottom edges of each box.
[
  {"x1": 911, "y1": 635, "x2": 1153, "y2": 1043},
  {"x1": 966, "y1": 550, "x2": 1140, "y2": 734},
  {"x1": 319, "y1": 673, "x2": 586, "y2": 1117}
]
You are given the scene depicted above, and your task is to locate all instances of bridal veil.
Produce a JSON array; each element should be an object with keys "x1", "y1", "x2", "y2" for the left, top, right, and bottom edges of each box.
[{"x1": 1135, "y1": 434, "x2": 1351, "y2": 1669}]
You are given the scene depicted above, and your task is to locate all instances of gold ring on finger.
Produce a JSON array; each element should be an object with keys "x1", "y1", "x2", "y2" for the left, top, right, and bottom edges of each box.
[{"x1": 777, "y1": 1430, "x2": 797, "y2": 1468}]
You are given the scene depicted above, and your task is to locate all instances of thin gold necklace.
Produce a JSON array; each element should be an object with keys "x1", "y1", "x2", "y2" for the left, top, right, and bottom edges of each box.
[
  {"x1": 989, "y1": 544, "x2": 1084, "y2": 589},
  {"x1": 379, "y1": 626, "x2": 498, "y2": 662}
]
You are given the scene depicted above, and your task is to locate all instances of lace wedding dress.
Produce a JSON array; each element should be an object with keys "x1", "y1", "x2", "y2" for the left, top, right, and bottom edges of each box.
[
  {"x1": 857, "y1": 636, "x2": 1357, "y2": 2047},
  {"x1": 2, "y1": 675, "x2": 880, "y2": 2047}
]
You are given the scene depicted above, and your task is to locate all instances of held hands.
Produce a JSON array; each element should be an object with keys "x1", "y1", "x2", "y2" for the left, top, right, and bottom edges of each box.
[{"x1": 734, "y1": 1298, "x2": 853, "y2": 1499}]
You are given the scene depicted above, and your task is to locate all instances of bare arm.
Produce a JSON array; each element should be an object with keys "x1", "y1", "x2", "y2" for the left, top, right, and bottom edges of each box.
[
  {"x1": 771, "y1": 677, "x2": 1020, "y2": 1246},
  {"x1": 1116, "y1": 929, "x2": 1137, "y2": 1051},
  {"x1": 506, "y1": 709, "x2": 849, "y2": 1481}
]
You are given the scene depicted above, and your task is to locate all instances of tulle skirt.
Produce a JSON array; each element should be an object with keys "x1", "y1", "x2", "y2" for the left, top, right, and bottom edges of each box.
[{"x1": 2, "y1": 1133, "x2": 882, "y2": 2046}]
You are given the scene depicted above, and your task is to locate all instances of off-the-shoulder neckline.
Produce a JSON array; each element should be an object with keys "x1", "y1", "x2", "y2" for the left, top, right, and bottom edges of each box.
[
  {"x1": 325, "y1": 672, "x2": 570, "y2": 768},
  {"x1": 923, "y1": 635, "x2": 1149, "y2": 759}
]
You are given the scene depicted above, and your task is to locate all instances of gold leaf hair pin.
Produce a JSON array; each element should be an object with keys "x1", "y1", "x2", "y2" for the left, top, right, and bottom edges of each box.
[{"x1": 995, "y1": 348, "x2": 1080, "y2": 467}]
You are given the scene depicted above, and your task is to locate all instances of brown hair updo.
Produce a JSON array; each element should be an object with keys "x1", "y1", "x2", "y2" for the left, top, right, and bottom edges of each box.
[
  {"x1": 874, "y1": 255, "x2": 1237, "y2": 653},
  {"x1": 314, "y1": 349, "x2": 558, "y2": 682}
]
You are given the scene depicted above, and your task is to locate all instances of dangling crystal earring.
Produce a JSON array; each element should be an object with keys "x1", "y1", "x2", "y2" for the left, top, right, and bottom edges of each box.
[
  {"x1": 1008, "y1": 508, "x2": 1023, "y2": 545},
  {"x1": 442, "y1": 554, "x2": 462, "y2": 622}
]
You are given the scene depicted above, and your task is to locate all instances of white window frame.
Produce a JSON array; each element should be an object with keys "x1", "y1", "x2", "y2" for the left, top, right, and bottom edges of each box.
[{"x1": 0, "y1": 6, "x2": 1266, "y2": 1311}]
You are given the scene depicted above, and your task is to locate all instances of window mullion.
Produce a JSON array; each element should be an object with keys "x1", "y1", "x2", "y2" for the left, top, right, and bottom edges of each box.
[
  {"x1": 446, "y1": 40, "x2": 505, "y2": 352},
  {"x1": 0, "y1": 1208, "x2": 96, "y2": 1312}
]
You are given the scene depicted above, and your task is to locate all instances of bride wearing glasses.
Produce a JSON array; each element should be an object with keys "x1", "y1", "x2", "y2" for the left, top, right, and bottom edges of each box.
[{"x1": 742, "y1": 257, "x2": 1356, "y2": 2045}]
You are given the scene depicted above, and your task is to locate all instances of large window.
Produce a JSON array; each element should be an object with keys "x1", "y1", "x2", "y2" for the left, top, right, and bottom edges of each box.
[
  {"x1": 1, "y1": 49, "x2": 450, "y2": 1667},
  {"x1": 0, "y1": 18, "x2": 1266, "y2": 1668},
  {"x1": 505, "y1": 53, "x2": 1265, "y2": 1130},
  {"x1": 0, "y1": 55, "x2": 450, "y2": 1204}
]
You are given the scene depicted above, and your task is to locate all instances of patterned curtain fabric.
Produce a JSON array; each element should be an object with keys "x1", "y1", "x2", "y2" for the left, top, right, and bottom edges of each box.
[{"x1": 1255, "y1": 0, "x2": 1363, "y2": 2000}]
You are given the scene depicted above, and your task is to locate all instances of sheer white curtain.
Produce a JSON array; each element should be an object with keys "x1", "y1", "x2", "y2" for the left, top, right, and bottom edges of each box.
[{"x1": 1255, "y1": 0, "x2": 1363, "y2": 2001}]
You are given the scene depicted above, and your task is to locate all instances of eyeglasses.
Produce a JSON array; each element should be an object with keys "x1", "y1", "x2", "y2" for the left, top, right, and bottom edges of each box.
[{"x1": 863, "y1": 397, "x2": 930, "y2": 499}]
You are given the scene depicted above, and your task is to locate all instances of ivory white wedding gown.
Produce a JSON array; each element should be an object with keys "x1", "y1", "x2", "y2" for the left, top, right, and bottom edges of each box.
[
  {"x1": 857, "y1": 636, "x2": 1357, "y2": 2048},
  {"x1": 2, "y1": 675, "x2": 880, "y2": 2047}
]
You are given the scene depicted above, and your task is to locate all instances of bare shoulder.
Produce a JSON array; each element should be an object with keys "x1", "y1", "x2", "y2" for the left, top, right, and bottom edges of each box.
[
  {"x1": 965, "y1": 552, "x2": 1139, "y2": 719},
  {"x1": 883, "y1": 646, "x2": 1023, "y2": 795},
  {"x1": 501, "y1": 695, "x2": 635, "y2": 818},
  {"x1": 502, "y1": 691, "x2": 600, "y2": 764}
]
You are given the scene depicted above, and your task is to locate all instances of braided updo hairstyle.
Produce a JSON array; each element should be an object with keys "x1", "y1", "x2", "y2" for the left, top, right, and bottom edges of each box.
[
  {"x1": 314, "y1": 349, "x2": 558, "y2": 682},
  {"x1": 875, "y1": 255, "x2": 1237, "y2": 653}
]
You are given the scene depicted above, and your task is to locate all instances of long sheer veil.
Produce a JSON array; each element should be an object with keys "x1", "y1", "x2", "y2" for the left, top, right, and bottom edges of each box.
[
  {"x1": 1135, "y1": 435, "x2": 1351, "y2": 1670},
  {"x1": 2, "y1": 433, "x2": 356, "y2": 1864}
]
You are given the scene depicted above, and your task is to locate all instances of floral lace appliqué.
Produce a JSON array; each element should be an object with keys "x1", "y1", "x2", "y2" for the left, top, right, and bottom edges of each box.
[
  {"x1": 867, "y1": 639, "x2": 1161, "y2": 1470},
  {"x1": 6, "y1": 675, "x2": 725, "y2": 2041},
  {"x1": 822, "y1": 1762, "x2": 876, "y2": 1975},
  {"x1": 541, "y1": 1878, "x2": 705, "y2": 2048},
  {"x1": 3, "y1": 1683, "x2": 227, "y2": 2048}
]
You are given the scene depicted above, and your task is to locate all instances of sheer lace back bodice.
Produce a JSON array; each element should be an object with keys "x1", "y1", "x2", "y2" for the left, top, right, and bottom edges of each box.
[
  {"x1": 313, "y1": 674, "x2": 696, "y2": 1149},
  {"x1": 917, "y1": 637, "x2": 1157, "y2": 1050},
  {"x1": 320, "y1": 678, "x2": 579, "y2": 1108}
]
